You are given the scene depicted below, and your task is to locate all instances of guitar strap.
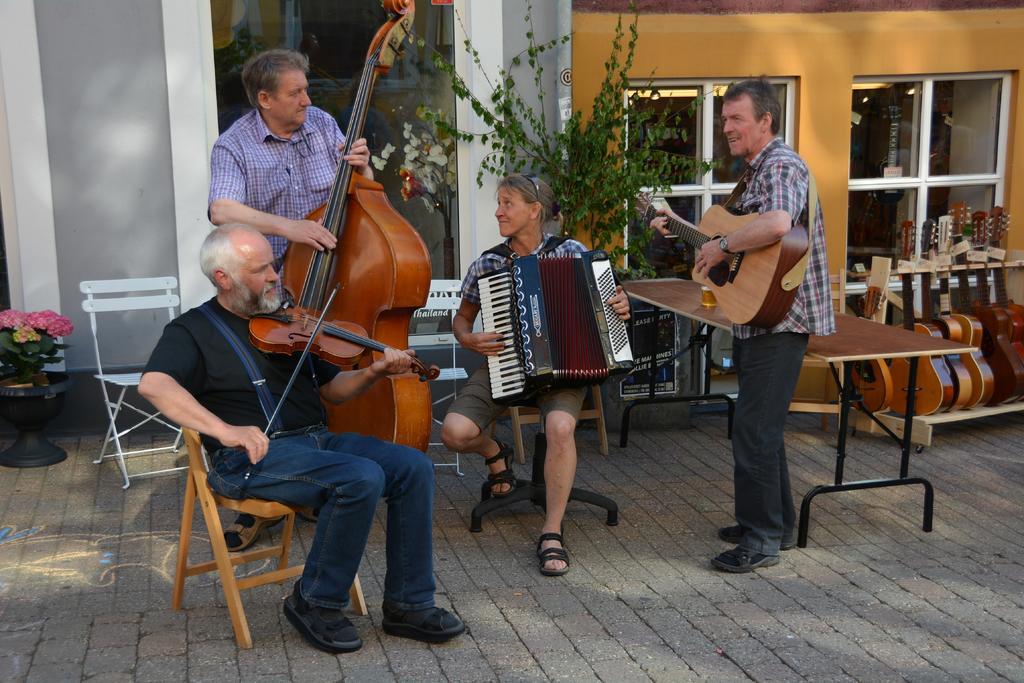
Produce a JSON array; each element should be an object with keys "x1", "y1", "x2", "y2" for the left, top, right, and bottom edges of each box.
[
  {"x1": 482, "y1": 234, "x2": 569, "y2": 263},
  {"x1": 780, "y1": 171, "x2": 816, "y2": 292}
]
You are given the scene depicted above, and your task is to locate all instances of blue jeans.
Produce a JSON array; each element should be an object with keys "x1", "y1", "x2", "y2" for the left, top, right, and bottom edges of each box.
[
  {"x1": 207, "y1": 429, "x2": 436, "y2": 611},
  {"x1": 732, "y1": 332, "x2": 809, "y2": 556}
]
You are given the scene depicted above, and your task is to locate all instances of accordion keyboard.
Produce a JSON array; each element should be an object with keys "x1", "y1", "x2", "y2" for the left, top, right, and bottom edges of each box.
[{"x1": 479, "y1": 271, "x2": 527, "y2": 400}]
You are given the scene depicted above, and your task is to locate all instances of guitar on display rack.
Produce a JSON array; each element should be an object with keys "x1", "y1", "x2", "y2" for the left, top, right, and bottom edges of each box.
[
  {"x1": 850, "y1": 282, "x2": 894, "y2": 412},
  {"x1": 958, "y1": 202, "x2": 1024, "y2": 404},
  {"x1": 889, "y1": 220, "x2": 953, "y2": 416},
  {"x1": 918, "y1": 233, "x2": 971, "y2": 412},
  {"x1": 939, "y1": 213, "x2": 994, "y2": 408},
  {"x1": 634, "y1": 194, "x2": 809, "y2": 328}
]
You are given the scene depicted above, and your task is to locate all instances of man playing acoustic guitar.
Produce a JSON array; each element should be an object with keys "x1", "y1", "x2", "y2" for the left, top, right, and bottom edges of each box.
[{"x1": 651, "y1": 78, "x2": 834, "y2": 572}]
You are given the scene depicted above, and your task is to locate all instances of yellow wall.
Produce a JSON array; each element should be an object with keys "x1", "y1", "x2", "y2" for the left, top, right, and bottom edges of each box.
[{"x1": 573, "y1": 9, "x2": 1024, "y2": 266}]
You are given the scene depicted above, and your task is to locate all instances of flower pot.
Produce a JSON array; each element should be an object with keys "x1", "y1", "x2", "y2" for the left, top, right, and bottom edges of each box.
[{"x1": 0, "y1": 372, "x2": 70, "y2": 467}]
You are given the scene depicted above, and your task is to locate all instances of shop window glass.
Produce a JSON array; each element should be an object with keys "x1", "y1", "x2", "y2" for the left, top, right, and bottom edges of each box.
[
  {"x1": 930, "y1": 79, "x2": 1001, "y2": 176},
  {"x1": 847, "y1": 74, "x2": 1007, "y2": 280},
  {"x1": 850, "y1": 82, "x2": 920, "y2": 180},
  {"x1": 210, "y1": 0, "x2": 460, "y2": 278}
]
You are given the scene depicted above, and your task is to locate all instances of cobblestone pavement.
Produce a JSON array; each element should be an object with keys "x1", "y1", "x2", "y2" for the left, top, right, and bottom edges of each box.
[{"x1": 2, "y1": 412, "x2": 1024, "y2": 682}]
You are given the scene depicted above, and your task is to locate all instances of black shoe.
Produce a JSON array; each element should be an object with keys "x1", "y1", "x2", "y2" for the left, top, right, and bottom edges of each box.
[
  {"x1": 381, "y1": 602, "x2": 465, "y2": 643},
  {"x1": 711, "y1": 546, "x2": 780, "y2": 573},
  {"x1": 717, "y1": 525, "x2": 796, "y2": 551},
  {"x1": 283, "y1": 582, "x2": 362, "y2": 653}
]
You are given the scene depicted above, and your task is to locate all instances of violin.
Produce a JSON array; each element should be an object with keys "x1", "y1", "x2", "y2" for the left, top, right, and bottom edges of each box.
[{"x1": 249, "y1": 308, "x2": 439, "y2": 382}]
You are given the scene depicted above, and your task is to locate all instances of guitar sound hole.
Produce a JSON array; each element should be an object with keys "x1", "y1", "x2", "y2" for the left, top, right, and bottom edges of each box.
[{"x1": 708, "y1": 262, "x2": 730, "y2": 287}]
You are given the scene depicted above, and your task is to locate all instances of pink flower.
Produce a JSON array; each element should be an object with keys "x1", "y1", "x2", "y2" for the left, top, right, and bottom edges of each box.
[
  {"x1": 27, "y1": 310, "x2": 73, "y2": 337},
  {"x1": 0, "y1": 309, "x2": 27, "y2": 330},
  {"x1": 12, "y1": 325, "x2": 41, "y2": 344}
]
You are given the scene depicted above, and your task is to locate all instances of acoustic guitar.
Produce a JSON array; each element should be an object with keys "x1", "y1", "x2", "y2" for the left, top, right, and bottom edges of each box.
[
  {"x1": 936, "y1": 216, "x2": 994, "y2": 408},
  {"x1": 957, "y1": 203, "x2": 1024, "y2": 404},
  {"x1": 635, "y1": 195, "x2": 808, "y2": 328},
  {"x1": 988, "y1": 208, "x2": 1024, "y2": 351},
  {"x1": 850, "y1": 284, "x2": 894, "y2": 412},
  {"x1": 920, "y1": 267, "x2": 971, "y2": 411},
  {"x1": 889, "y1": 221, "x2": 953, "y2": 416}
]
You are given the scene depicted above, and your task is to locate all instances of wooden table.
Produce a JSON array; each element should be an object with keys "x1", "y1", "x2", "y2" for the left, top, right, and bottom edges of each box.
[{"x1": 622, "y1": 279, "x2": 975, "y2": 548}]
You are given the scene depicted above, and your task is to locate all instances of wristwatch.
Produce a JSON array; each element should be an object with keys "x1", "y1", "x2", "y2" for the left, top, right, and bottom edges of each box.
[{"x1": 718, "y1": 236, "x2": 734, "y2": 255}]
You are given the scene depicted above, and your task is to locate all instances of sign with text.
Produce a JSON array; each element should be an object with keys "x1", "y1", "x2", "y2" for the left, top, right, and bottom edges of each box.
[{"x1": 620, "y1": 309, "x2": 677, "y2": 398}]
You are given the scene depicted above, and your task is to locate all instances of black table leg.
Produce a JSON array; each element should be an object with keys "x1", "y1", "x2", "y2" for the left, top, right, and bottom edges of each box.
[{"x1": 797, "y1": 355, "x2": 934, "y2": 547}]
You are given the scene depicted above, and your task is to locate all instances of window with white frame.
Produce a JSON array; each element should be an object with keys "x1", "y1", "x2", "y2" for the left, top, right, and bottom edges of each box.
[
  {"x1": 847, "y1": 74, "x2": 1009, "y2": 277},
  {"x1": 627, "y1": 79, "x2": 795, "y2": 278}
]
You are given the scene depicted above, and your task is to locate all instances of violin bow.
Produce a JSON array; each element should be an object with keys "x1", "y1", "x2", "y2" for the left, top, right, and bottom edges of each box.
[{"x1": 263, "y1": 284, "x2": 340, "y2": 435}]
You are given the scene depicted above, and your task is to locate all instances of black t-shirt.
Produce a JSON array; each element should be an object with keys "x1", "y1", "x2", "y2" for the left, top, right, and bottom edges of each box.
[{"x1": 144, "y1": 298, "x2": 341, "y2": 452}]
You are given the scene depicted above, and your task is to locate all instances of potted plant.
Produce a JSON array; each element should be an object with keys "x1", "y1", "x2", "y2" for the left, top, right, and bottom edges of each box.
[{"x1": 0, "y1": 308, "x2": 74, "y2": 467}]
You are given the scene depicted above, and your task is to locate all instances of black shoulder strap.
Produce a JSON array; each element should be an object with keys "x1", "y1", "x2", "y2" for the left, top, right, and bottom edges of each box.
[{"x1": 481, "y1": 235, "x2": 570, "y2": 261}]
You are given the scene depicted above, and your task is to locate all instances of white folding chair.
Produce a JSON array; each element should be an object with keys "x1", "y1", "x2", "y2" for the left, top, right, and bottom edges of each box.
[
  {"x1": 80, "y1": 277, "x2": 184, "y2": 488},
  {"x1": 409, "y1": 279, "x2": 467, "y2": 475}
]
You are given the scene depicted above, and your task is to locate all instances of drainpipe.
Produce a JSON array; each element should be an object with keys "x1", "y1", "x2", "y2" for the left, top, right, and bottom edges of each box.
[{"x1": 557, "y1": 0, "x2": 572, "y2": 144}]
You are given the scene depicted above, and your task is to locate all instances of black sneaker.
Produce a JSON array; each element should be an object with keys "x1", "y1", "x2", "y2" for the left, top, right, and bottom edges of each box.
[
  {"x1": 283, "y1": 582, "x2": 362, "y2": 653},
  {"x1": 718, "y1": 525, "x2": 796, "y2": 551},
  {"x1": 381, "y1": 602, "x2": 465, "y2": 643},
  {"x1": 711, "y1": 546, "x2": 780, "y2": 573}
]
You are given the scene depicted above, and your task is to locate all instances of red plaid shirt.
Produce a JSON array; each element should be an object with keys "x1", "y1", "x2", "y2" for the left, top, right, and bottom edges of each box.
[{"x1": 731, "y1": 138, "x2": 835, "y2": 339}]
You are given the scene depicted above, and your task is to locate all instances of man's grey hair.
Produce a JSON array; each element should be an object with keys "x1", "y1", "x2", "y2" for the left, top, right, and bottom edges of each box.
[
  {"x1": 241, "y1": 48, "x2": 309, "y2": 108},
  {"x1": 200, "y1": 224, "x2": 260, "y2": 286},
  {"x1": 723, "y1": 78, "x2": 782, "y2": 135}
]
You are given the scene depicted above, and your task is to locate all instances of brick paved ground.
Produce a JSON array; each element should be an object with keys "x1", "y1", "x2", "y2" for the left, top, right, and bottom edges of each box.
[{"x1": 2, "y1": 412, "x2": 1024, "y2": 682}]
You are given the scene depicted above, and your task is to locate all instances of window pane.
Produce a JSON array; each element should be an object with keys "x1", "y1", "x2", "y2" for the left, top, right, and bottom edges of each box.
[
  {"x1": 712, "y1": 82, "x2": 787, "y2": 184},
  {"x1": 210, "y1": 1, "x2": 461, "y2": 278},
  {"x1": 629, "y1": 88, "x2": 702, "y2": 184},
  {"x1": 927, "y1": 185, "x2": 995, "y2": 222},
  {"x1": 930, "y1": 79, "x2": 1001, "y2": 176},
  {"x1": 850, "y1": 82, "x2": 920, "y2": 179},
  {"x1": 848, "y1": 187, "x2": 918, "y2": 271}
]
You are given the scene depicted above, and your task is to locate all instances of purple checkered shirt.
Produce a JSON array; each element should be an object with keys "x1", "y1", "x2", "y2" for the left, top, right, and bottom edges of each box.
[
  {"x1": 460, "y1": 235, "x2": 587, "y2": 305},
  {"x1": 731, "y1": 137, "x2": 835, "y2": 340},
  {"x1": 208, "y1": 106, "x2": 345, "y2": 269}
]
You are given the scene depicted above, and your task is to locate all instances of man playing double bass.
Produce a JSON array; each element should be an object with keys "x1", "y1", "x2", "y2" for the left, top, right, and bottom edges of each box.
[
  {"x1": 208, "y1": 48, "x2": 373, "y2": 550},
  {"x1": 140, "y1": 224, "x2": 464, "y2": 653},
  {"x1": 208, "y1": 48, "x2": 373, "y2": 285}
]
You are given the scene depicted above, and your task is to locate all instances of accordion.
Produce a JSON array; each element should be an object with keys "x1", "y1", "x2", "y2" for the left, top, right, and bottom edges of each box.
[{"x1": 479, "y1": 250, "x2": 634, "y2": 402}]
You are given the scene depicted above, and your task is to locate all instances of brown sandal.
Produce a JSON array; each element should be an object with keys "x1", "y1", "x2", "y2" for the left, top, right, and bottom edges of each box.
[
  {"x1": 483, "y1": 440, "x2": 515, "y2": 497},
  {"x1": 224, "y1": 514, "x2": 285, "y2": 551}
]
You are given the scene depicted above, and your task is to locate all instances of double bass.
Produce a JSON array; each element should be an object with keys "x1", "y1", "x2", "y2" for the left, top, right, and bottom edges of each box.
[{"x1": 281, "y1": 1, "x2": 435, "y2": 451}]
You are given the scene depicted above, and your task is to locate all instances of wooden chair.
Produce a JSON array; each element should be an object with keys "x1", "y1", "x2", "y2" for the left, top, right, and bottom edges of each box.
[
  {"x1": 172, "y1": 428, "x2": 367, "y2": 648},
  {"x1": 504, "y1": 385, "x2": 609, "y2": 464}
]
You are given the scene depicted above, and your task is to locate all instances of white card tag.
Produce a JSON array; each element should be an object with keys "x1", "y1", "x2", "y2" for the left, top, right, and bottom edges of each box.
[
  {"x1": 938, "y1": 254, "x2": 952, "y2": 267},
  {"x1": 897, "y1": 260, "x2": 916, "y2": 272},
  {"x1": 967, "y1": 250, "x2": 989, "y2": 263},
  {"x1": 989, "y1": 247, "x2": 1007, "y2": 261},
  {"x1": 951, "y1": 240, "x2": 971, "y2": 256}
]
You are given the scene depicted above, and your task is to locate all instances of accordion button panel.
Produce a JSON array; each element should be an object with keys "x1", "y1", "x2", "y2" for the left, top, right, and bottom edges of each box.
[{"x1": 590, "y1": 258, "x2": 633, "y2": 364}]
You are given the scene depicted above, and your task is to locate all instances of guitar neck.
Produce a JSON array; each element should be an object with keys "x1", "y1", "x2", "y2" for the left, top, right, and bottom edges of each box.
[
  {"x1": 993, "y1": 264, "x2": 1011, "y2": 307},
  {"x1": 955, "y1": 268, "x2": 973, "y2": 313},
  {"x1": 977, "y1": 267, "x2": 992, "y2": 307},
  {"x1": 646, "y1": 206, "x2": 712, "y2": 250},
  {"x1": 900, "y1": 272, "x2": 916, "y2": 329},
  {"x1": 937, "y1": 272, "x2": 954, "y2": 317},
  {"x1": 920, "y1": 272, "x2": 936, "y2": 321}
]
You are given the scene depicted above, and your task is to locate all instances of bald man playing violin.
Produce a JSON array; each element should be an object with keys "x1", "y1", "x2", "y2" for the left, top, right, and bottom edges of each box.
[{"x1": 140, "y1": 224, "x2": 464, "y2": 654}]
